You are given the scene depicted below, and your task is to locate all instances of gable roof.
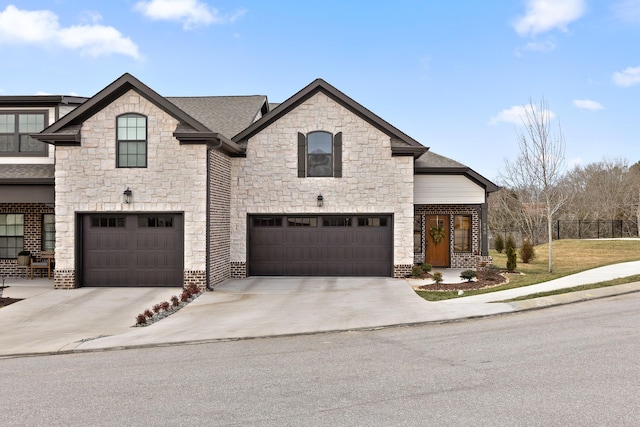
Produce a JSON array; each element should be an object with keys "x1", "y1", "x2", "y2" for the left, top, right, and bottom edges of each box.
[
  {"x1": 33, "y1": 73, "x2": 244, "y2": 156},
  {"x1": 168, "y1": 96, "x2": 268, "y2": 140},
  {"x1": 415, "y1": 151, "x2": 499, "y2": 193},
  {"x1": 233, "y1": 78, "x2": 428, "y2": 158}
]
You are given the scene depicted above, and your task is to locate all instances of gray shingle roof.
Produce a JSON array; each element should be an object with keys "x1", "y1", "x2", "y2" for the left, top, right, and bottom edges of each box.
[
  {"x1": 414, "y1": 151, "x2": 466, "y2": 168},
  {"x1": 168, "y1": 96, "x2": 267, "y2": 139},
  {"x1": 0, "y1": 164, "x2": 55, "y2": 183}
]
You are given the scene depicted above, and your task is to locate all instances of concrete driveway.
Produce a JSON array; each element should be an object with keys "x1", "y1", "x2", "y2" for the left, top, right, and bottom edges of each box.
[{"x1": 0, "y1": 277, "x2": 441, "y2": 356}]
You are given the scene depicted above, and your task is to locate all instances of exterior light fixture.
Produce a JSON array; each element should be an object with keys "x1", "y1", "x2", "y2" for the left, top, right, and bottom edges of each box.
[
  {"x1": 317, "y1": 194, "x2": 324, "y2": 207},
  {"x1": 123, "y1": 187, "x2": 132, "y2": 204}
]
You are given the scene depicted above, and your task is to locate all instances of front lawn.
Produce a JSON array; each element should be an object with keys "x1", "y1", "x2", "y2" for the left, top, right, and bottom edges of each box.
[{"x1": 416, "y1": 239, "x2": 640, "y2": 301}]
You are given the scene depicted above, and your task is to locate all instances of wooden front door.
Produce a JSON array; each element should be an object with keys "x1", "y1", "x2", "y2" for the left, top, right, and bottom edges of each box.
[{"x1": 425, "y1": 215, "x2": 450, "y2": 267}]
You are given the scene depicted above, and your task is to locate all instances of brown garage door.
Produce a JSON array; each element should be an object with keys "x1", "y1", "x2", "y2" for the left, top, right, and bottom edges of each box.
[
  {"x1": 248, "y1": 215, "x2": 392, "y2": 277},
  {"x1": 81, "y1": 214, "x2": 183, "y2": 287}
]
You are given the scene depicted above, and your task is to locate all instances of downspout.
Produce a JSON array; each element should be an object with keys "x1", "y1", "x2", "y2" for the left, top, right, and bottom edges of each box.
[{"x1": 205, "y1": 139, "x2": 223, "y2": 291}]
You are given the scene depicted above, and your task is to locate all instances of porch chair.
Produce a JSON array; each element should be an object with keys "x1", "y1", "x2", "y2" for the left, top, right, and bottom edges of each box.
[{"x1": 30, "y1": 251, "x2": 55, "y2": 279}]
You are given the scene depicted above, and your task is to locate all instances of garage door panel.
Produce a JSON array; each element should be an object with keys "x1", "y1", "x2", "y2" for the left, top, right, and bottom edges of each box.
[
  {"x1": 249, "y1": 215, "x2": 392, "y2": 277},
  {"x1": 81, "y1": 214, "x2": 183, "y2": 287}
]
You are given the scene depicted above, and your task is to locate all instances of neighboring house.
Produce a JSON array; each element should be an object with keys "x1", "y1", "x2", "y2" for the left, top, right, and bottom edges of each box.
[
  {"x1": 10, "y1": 73, "x2": 496, "y2": 289},
  {"x1": 0, "y1": 95, "x2": 87, "y2": 277}
]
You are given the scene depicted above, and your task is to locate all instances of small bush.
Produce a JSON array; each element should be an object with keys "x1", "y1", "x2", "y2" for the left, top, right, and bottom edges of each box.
[
  {"x1": 187, "y1": 284, "x2": 201, "y2": 295},
  {"x1": 171, "y1": 295, "x2": 180, "y2": 307},
  {"x1": 144, "y1": 309, "x2": 154, "y2": 319},
  {"x1": 432, "y1": 272, "x2": 443, "y2": 284},
  {"x1": 135, "y1": 313, "x2": 147, "y2": 325},
  {"x1": 494, "y1": 234, "x2": 504, "y2": 253},
  {"x1": 421, "y1": 263, "x2": 432, "y2": 273},
  {"x1": 181, "y1": 290, "x2": 191, "y2": 302},
  {"x1": 411, "y1": 265, "x2": 424, "y2": 277},
  {"x1": 477, "y1": 265, "x2": 502, "y2": 281},
  {"x1": 519, "y1": 238, "x2": 536, "y2": 263},
  {"x1": 505, "y1": 234, "x2": 516, "y2": 252},
  {"x1": 152, "y1": 303, "x2": 163, "y2": 314},
  {"x1": 506, "y1": 246, "x2": 517, "y2": 272},
  {"x1": 460, "y1": 270, "x2": 477, "y2": 282},
  {"x1": 160, "y1": 301, "x2": 170, "y2": 311}
]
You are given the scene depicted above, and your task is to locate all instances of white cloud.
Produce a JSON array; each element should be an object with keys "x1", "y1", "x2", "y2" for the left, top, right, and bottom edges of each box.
[
  {"x1": 612, "y1": 66, "x2": 640, "y2": 86},
  {"x1": 489, "y1": 104, "x2": 556, "y2": 125},
  {"x1": 135, "y1": 0, "x2": 246, "y2": 30},
  {"x1": 0, "y1": 5, "x2": 140, "y2": 59},
  {"x1": 573, "y1": 99, "x2": 604, "y2": 110},
  {"x1": 613, "y1": 0, "x2": 640, "y2": 23},
  {"x1": 513, "y1": 0, "x2": 586, "y2": 37}
]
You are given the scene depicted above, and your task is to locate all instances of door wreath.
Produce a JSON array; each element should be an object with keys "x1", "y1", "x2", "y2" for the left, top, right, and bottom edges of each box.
[{"x1": 429, "y1": 225, "x2": 446, "y2": 245}]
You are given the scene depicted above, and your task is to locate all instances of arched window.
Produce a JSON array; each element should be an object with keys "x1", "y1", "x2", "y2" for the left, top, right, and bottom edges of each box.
[
  {"x1": 116, "y1": 113, "x2": 147, "y2": 168},
  {"x1": 297, "y1": 131, "x2": 342, "y2": 178}
]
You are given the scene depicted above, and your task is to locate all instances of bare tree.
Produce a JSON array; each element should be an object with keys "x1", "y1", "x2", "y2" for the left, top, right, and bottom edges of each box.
[{"x1": 500, "y1": 98, "x2": 568, "y2": 273}]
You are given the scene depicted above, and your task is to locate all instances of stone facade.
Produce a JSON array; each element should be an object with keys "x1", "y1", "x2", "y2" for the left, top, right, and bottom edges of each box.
[
  {"x1": 230, "y1": 92, "x2": 415, "y2": 274},
  {"x1": 53, "y1": 90, "x2": 208, "y2": 288},
  {"x1": 0, "y1": 203, "x2": 54, "y2": 277},
  {"x1": 414, "y1": 204, "x2": 491, "y2": 269}
]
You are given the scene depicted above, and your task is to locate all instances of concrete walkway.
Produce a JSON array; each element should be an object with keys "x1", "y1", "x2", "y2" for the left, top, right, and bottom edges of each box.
[{"x1": 1, "y1": 261, "x2": 640, "y2": 358}]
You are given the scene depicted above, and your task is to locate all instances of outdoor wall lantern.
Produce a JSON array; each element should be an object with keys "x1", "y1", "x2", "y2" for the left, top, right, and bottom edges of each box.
[
  {"x1": 317, "y1": 194, "x2": 324, "y2": 207},
  {"x1": 123, "y1": 187, "x2": 133, "y2": 204}
]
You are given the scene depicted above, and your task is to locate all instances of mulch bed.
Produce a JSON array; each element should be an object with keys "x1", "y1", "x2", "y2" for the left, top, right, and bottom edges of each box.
[{"x1": 413, "y1": 270, "x2": 516, "y2": 291}]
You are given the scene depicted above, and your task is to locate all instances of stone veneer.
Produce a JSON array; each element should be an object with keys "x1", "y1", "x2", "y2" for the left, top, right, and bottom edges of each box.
[
  {"x1": 414, "y1": 204, "x2": 491, "y2": 269},
  {"x1": 53, "y1": 90, "x2": 208, "y2": 288},
  {"x1": 230, "y1": 92, "x2": 415, "y2": 276}
]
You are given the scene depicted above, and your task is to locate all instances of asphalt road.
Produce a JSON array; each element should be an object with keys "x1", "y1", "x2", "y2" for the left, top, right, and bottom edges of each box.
[{"x1": 1, "y1": 293, "x2": 639, "y2": 426}]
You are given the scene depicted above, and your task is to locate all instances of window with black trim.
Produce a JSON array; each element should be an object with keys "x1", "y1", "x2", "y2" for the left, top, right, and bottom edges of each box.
[
  {"x1": 91, "y1": 217, "x2": 126, "y2": 228},
  {"x1": 358, "y1": 217, "x2": 388, "y2": 227},
  {"x1": 117, "y1": 113, "x2": 147, "y2": 168},
  {"x1": 323, "y1": 216, "x2": 351, "y2": 227},
  {"x1": 42, "y1": 214, "x2": 55, "y2": 251},
  {"x1": 0, "y1": 214, "x2": 24, "y2": 258},
  {"x1": 454, "y1": 215, "x2": 471, "y2": 252},
  {"x1": 138, "y1": 216, "x2": 174, "y2": 228},
  {"x1": 298, "y1": 131, "x2": 342, "y2": 178},
  {"x1": 287, "y1": 217, "x2": 318, "y2": 227},
  {"x1": 252, "y1": 217, "x2": 283, "y2": 227},
  {"x1": 0, "y1": 112, "x2": 48, "y2": 156}
]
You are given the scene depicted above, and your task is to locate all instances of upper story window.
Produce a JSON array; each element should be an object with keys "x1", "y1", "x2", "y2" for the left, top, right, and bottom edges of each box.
[
  {"x1": 117, "y1": 113, "x2": 147, "y2": 168},
  {"x1": 297, "y1": 131, "x2": 342, "y2": 178},
  {"x1": 0, "y1": 112, "x2": 48, "y2": 156}
]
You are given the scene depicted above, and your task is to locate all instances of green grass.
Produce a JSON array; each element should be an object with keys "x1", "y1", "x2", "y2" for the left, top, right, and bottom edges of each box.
[{"x1": 416, "y1": 239, "x2": 640, "y2": 301}]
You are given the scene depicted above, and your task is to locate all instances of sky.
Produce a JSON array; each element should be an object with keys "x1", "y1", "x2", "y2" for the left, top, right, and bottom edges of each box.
[{"x1": 1, "y1": 0, "x2": 639, "y2": 181}]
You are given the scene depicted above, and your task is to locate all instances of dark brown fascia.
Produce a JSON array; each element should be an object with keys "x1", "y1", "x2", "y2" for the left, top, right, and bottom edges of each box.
[
  {"x1": 173, "y1": 131, "x2": 245, "y2": 156},
  {"x1": 0, "y1": 95, "x2": 88, "y2": 107},
  {"x1": 0, "y1": 178, "x2": 54, "y2": 184},
  {"x1": 233, "y1": 78, "x2": 428, "y2": 158},
  {"x1": 415, "y1": 167, "x2": 500, "y2": 193},
  {"x1": 33, "y1": 125, "x2": 82, "y2": 145}
]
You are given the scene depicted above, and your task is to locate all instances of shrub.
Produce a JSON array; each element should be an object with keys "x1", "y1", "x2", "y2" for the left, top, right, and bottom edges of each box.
[
  {"x1": 519, "y1": 238, "x2": 536, "y2": 263},
  {"x1": 181, "y1": 290, "x2": 191, "y2": 302},
  {"x1": 432, "y1": 272, "x2": 443, "y2": 284},
  {"x1": 421, "y1": 263, "x2": 432, "y2": 273},
  {"x1": 477, "y1": 265, "x2": 502, "y2": 281},
  {"x1": 152, "y1": 303, "x2": 162, "y2": 314},
  {"x1": 171, "y1": 295, "x2": 180, "y2": 307},
  {"x1": 135, "y1": 313, "x2": 147, "y2": 326},
  {"x1": 505, "y1": 234, "x2": 516, "y2": 252},
  {"x1": 144, "y1": 309, "x2": 154, "y2": 319},
  {"x1": 411, "y1": 265, "x2": 423, "y2": 277},
  {"x1": 460, "y1": 270, "x2": 477, "y2": 282},
  {"x1": 160, "y1": 301, "x2": 170, "y2": 311},
  {"x1": 506, "y1": 246, "x2": 517, "y2": 272},
  {"x1": 187, "y1": 284, "x2": 201, "y2": 295},
  {"x1": 494, "y1": 234, "x2": 504, "y2": 253}
]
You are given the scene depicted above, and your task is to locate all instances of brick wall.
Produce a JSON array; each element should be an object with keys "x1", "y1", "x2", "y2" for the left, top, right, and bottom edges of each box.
[
  {"x1": 414, "y1": 204, "x2": 491, "y2": 269},
  {"x1": 208, "y1": 148, "x2": 231, "y2": 287},
  {"x1": 0, "y1": 203, "x2": 53, "y2": 278}
]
